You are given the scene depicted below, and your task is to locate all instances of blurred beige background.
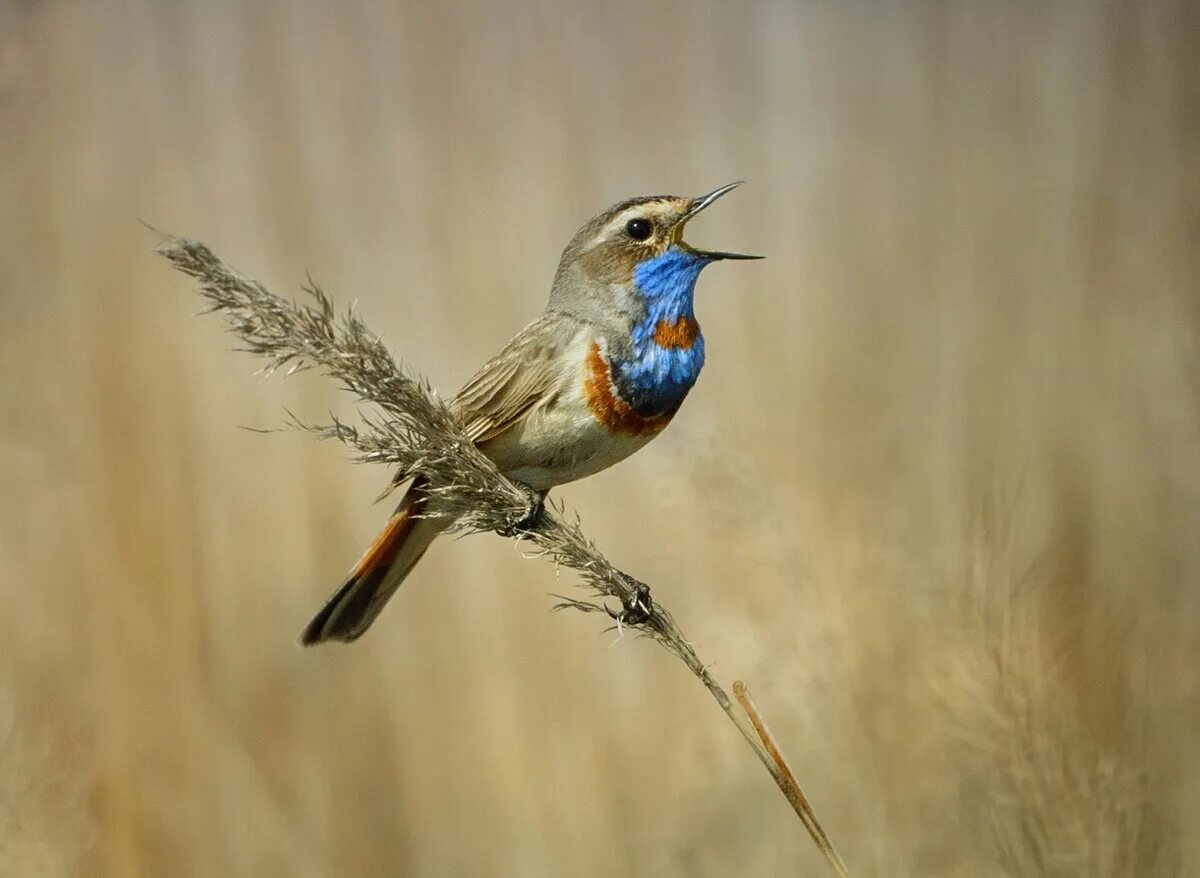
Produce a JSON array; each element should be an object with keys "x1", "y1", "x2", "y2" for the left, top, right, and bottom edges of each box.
[{"x1": 2, "y1": 1, "x2": 1198, "y2": 875}]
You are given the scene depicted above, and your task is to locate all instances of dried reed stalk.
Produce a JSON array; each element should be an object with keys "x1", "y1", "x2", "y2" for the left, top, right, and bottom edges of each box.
[{"x1": 156, "y1": 234, "x2": 848, "y2": 875}]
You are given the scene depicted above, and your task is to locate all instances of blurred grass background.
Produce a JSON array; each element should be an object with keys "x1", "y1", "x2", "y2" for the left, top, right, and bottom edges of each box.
[{"x1": 1, "y1": 0, "x2": 1198, "y2": 875}]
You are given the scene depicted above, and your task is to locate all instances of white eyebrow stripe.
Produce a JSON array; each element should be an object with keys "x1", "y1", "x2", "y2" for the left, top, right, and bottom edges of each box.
[{"x1": 588, "y1": 203, "x2": 672, "y2": 249}]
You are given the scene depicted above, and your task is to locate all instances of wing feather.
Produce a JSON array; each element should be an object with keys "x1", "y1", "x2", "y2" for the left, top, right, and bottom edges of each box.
[{"x1": 451, "y1": 312, "x2": 576, "y2": 443}]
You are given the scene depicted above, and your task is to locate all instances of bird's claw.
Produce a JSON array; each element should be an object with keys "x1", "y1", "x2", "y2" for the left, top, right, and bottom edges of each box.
[
  {"x1": 607, "y1": 580, "x2": 653, "y2": 625},
  {"x1": 498, "y1": 484, "x2": 546, "y2": 538}
]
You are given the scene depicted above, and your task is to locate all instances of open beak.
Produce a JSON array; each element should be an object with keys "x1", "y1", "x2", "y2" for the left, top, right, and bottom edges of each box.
[{"x1": 673, "y1": 181, "x2": 763, "y2": 261}]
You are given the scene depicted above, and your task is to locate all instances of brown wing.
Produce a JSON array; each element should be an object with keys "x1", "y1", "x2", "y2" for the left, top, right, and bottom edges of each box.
[{"x1": 451, "y1": 311, "x2": 576, "y2": 443}]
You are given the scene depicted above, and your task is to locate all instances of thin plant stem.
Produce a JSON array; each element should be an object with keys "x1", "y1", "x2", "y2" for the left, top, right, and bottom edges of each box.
[{"x1": 735, "y1": 681, "x2": 849, "y2": 878}]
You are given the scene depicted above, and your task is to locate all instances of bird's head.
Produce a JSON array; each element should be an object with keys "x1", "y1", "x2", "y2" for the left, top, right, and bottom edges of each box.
[{"x1": 550, "y1": 182, "x2": 759, "y2": 323}]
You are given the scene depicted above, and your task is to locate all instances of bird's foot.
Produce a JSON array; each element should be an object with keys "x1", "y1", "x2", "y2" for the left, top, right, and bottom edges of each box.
[
  {"x1": 608, "y1": 578, "x2": 653, "y2": 625},
  {"x1": 498, "y1": 483, "x2": 546, "y2": 538}
]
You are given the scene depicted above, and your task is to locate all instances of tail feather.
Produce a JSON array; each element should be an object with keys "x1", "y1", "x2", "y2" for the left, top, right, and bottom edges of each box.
[{"x1": 300, "y1": 479, "x2": 441, "y2": 645}]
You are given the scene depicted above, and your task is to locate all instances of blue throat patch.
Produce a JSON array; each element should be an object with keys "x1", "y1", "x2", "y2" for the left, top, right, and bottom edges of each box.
[{"x1": 612, "y1": 246, "x2": 711, "y2": 418}]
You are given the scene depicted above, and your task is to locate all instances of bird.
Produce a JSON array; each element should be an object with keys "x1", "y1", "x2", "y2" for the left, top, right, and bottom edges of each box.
[{"x1": 301, "y1": 182, "x2": 759, "y2": 645}]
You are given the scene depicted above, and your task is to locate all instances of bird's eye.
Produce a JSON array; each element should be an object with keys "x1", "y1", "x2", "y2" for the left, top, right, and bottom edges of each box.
[{"x1": 625, "y1": 218, "x2": 653, "y2": 241}]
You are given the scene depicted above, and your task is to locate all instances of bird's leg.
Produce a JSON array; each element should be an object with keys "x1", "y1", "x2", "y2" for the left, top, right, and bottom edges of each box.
[{"x1": 498, "y1": 482, "x2": 547, "y2": 538}]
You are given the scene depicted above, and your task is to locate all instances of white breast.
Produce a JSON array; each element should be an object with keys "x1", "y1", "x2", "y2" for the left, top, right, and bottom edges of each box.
[{"x1": 479, "y1": 333, "x2": 661, "y2": 491}]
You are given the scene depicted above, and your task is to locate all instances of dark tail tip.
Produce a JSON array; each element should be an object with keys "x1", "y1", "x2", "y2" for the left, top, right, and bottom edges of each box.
[
  {"x1": 298, "y1": 608, "x2": 338, "y2": 647},
  {"x1": 299, "y1": 481, "x2": 430, "y2": 647},
  {"x1": 298, "y1": 569, "x2": 383, "y2": 646}
]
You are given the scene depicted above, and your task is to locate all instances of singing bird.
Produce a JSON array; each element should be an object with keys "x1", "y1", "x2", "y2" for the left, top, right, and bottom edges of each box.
[{"x1": 301, "y1": 182, "x2": 759, "y2": 645}]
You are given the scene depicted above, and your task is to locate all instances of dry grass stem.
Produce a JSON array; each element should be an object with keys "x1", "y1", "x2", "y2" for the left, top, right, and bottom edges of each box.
[
  {"x1": 155, "y1": 234, "x2": 849, "y2": 874},
  {"x1": 734, "y1": 681, "x2": 848, "y2": 878}
]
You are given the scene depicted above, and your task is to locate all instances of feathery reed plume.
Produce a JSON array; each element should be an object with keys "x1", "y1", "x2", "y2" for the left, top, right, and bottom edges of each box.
[
  {"x1": 155, "y1": 234, "x2": 848, "y2": 876},
  {"x1": 940, "y1": 499, "x2": 1174, "y2": 876}
]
